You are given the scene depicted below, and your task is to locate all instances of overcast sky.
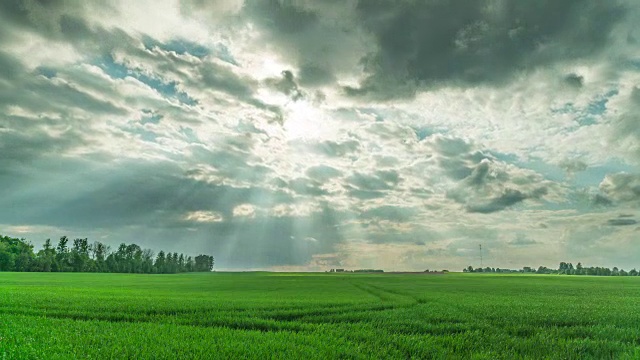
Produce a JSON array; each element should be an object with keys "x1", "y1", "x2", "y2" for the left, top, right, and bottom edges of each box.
[{"x1": 1, "y1": 0, "x2": 640, "y2": 271}]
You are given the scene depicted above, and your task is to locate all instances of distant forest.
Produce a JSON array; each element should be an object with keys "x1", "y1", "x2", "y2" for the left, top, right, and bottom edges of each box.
[
  {"x1": 0, "y1": 235, "x2": 214, "y2": 274},
  {"x1": 464, "y1": 262, "x2": 640, "y2": 276}
]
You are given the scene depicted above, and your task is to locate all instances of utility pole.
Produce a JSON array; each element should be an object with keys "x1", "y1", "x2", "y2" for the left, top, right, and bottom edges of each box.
[{"x1": 479, "y1": 244, "x2": 483, "y2": 268}]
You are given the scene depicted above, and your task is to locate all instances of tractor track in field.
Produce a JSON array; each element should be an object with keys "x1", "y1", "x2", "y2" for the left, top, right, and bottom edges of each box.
[
  {"x1": 0, "y1": 301, "x2": 409, "y2": 333},
  {"x1": 348, "y1": 281, "x2": 425, "y2": 305}
]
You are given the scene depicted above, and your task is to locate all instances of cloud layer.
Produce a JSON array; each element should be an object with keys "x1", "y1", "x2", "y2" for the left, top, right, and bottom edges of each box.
[{"x1": 1, "y1": 0, "x2": 640, "y2": 271}]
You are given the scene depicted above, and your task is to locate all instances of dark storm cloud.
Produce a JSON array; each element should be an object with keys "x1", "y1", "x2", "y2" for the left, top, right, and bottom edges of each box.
[
  {"x1": 0, "y1": 0, "x2": 93, "y2": 40},
  {"x1": 239, "y1": 0, "x2": 368, "y2": 87},
  {"x1": 564, "y1": 73, "x2": 585, "y2": 89},
  {"x1": 264, "y1": 70, "x2": 304, "y2": 101},
  {"x1": 466, "y1": 189, "x2": 529, "y2": 214},
  {"x1": 0, "y1": 159, "x2": 292, "y2": 229},
  {"x1": 0, "y1": 116, "x2": 86, "y2": 174},
  {"x1": 349, "y1": 0, "x2": 626, "y2": 98},
  {"x1": 607, "y1": 218, "x2": 638, "y2": 226},
  {"x1": 592, "y1": 194, "x2": 614, "y2": 207}
]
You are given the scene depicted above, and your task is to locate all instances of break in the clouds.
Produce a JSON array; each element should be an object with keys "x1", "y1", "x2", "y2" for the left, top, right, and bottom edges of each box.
[{"x1": 1, "y1": 0, "x2": 640, "y2": 271}]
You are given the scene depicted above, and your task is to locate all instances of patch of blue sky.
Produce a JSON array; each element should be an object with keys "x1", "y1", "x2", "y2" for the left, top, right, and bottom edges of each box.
[
  {"x1": 551, "y1": 102, "x2": 576, "y2": 115},
  {"x1": 95, "y1": 54, "x2": 197, "y2": 106},
  {"x1": 411, "y1": 126, "x2": 448, "y2": 141},
  {"x1": 179, "y1": 126, "x2": 199, "y2": 143},
  {"x1": 627, "y1": 59, "x2": 640, "y2": 70},
  {"x1": 137, "y1": 129, "x2": 158, "y2": 143},
  {"x1": 35, "y1": 66, "x2": 57, "y2": 79},
  {"x1": 355, "y1": 107, "x2": 384, "y2": 122},
  {"x1": 587, "y1": 90, "x2": 618, "y2": 116},
  {"x1": 488, "y1": 151, "x2": 519, "y2": 164},
  {"x1": 489, "y1": 150, "x2": 570, "y2": 183},
  {"x1": 517, "y1": 159, "x2": 566, "y2": 183},
  {"x1": 120, "y1": 124, "x2": 158, "y2": 143},
  {"x1": 140, "y1": 113, "x2": 162, "y2": 125},
  {"x1": 574, "y1": 161, "x2": 636, "y2": 188},
  {"x1": 510, "y1": 155, "x2": 636, "y2": 189},
  {"x1": 489, "y1": 150, "x2": 569, "y2": 184},
  {"x1": 551, "y1": 89, "x2": 619, "y2": 127},
  {"x1": 142, "y1": 36, "x2": 238, "y2": 65}
]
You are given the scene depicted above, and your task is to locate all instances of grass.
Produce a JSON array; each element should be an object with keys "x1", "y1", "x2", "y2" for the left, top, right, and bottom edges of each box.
[{"x1": 1, "y1": 272, "x2": 639, "y2": 359}]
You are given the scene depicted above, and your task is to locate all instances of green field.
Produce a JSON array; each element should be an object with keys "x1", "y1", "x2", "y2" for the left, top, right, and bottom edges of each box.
[{"x1": 1, "y1": 272, "x2": 639, "y2": 359}]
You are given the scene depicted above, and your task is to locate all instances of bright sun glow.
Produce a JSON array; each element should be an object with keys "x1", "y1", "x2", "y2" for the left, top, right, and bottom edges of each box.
[{"x1": 282, "y1": 100, "x2": 326, "y2": 140}]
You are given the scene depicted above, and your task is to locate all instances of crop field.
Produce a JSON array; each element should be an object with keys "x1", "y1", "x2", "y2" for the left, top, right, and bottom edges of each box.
[{"x1": 1, "y1": 273, "x2": 640, "y2": 359}]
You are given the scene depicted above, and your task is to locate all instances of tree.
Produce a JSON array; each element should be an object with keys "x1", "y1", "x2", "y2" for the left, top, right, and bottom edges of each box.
[
  {"x1": 155, "y1": 251, "x2": 166, "y2": 273},
  {"x1": 35, "y1": 239, "x2": 56, "y2": 272},
  {"x1": 0, "y1": 241, "x2": 15, "y2": 271},
  {"x1": 178, "y1": 254, "x2": 185, "y2": 273},
  {"x1": 71, "y1": 238, "x2": 90, "y2": 272},
  {"x1": 2, "y1": 234, "x2": 214, "y2": 275},
  {"x1": 0, "y1": 235, "x2": 36, "y2": 271},
  {"x1": 141, "y1": 249, "x2": 154, "y2": 273},
  {"x1": 194, "y1": 255, "x2": 214, "y2": 272},
  {"x1": 186, "y1": 256, "x2": 194, "y2": 272},
  {"x1": 55, "y1": 236, "x2": 70, "y2": 272},
  {"x1": 91, "y1": 241, "x2": 108, "y2": 272}
]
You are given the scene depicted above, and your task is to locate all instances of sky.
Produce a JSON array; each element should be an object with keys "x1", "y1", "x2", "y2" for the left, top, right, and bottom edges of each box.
[{"x1": 1, "y1": 0, "x2": 640, "y2": 271}]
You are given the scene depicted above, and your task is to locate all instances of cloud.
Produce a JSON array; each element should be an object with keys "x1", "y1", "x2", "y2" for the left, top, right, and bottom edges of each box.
[
  {"x1": 559, "y1": 159, "x2": 588, "y2": 174},
  {"x1": 467, "y1": 189, "x2": 530, "y2": 214},
  {"x1": 238, "y1": 0, "x2": 372, "y2": 87},
  {"x1": 264, "y1": 70, "x2": 304, "y2": 101},
  {"x1": 599, "y1": 172, "x2": 640, "y2": 204},
  {"x1": 1, "y1": 0, "x2": 640, "y2": 271},
  {"x1": 305, "y1": 165, "x2": 342, "y2": 182},
  {"x1": 314, "y1": 140, "x2": 360, "y2": 157},
  {"x1": 429, "y1": 136, "x2": 556, "y2": 213},
  {"x1": 359, "y1": 205, "x2": 418, "y2": 223},
  {"x1": 347, "y1": 0, "x2": 627, "y2": 99},
  {"x1": 509, "y1": 234, "x2": 539, "y2": 246},
  {"x1": 611, "y1": 87, "x2": 640, "y2": 161},
  {"x1": 0, "y1": 159, "x2": 292, "y2": 229},
  {"x1": 607, "y1": 218, "x2": 638, "y2": 226},
  {"x1": 288, "y1": 177, "x2": 328, "y2": 196}
]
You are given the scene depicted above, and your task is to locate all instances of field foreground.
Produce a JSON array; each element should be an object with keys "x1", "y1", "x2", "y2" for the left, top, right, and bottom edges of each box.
[{"x1": 1, "y1": 272, "x2": 639, "y2": 359}]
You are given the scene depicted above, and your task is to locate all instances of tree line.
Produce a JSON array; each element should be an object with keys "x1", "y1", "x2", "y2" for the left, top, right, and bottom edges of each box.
[
  {"x1": 0, "y1": 234, "x2": 214, "y2": 273},
  {"x1": 463, "y1": 262, "x2": 640, "y2": 276}
]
